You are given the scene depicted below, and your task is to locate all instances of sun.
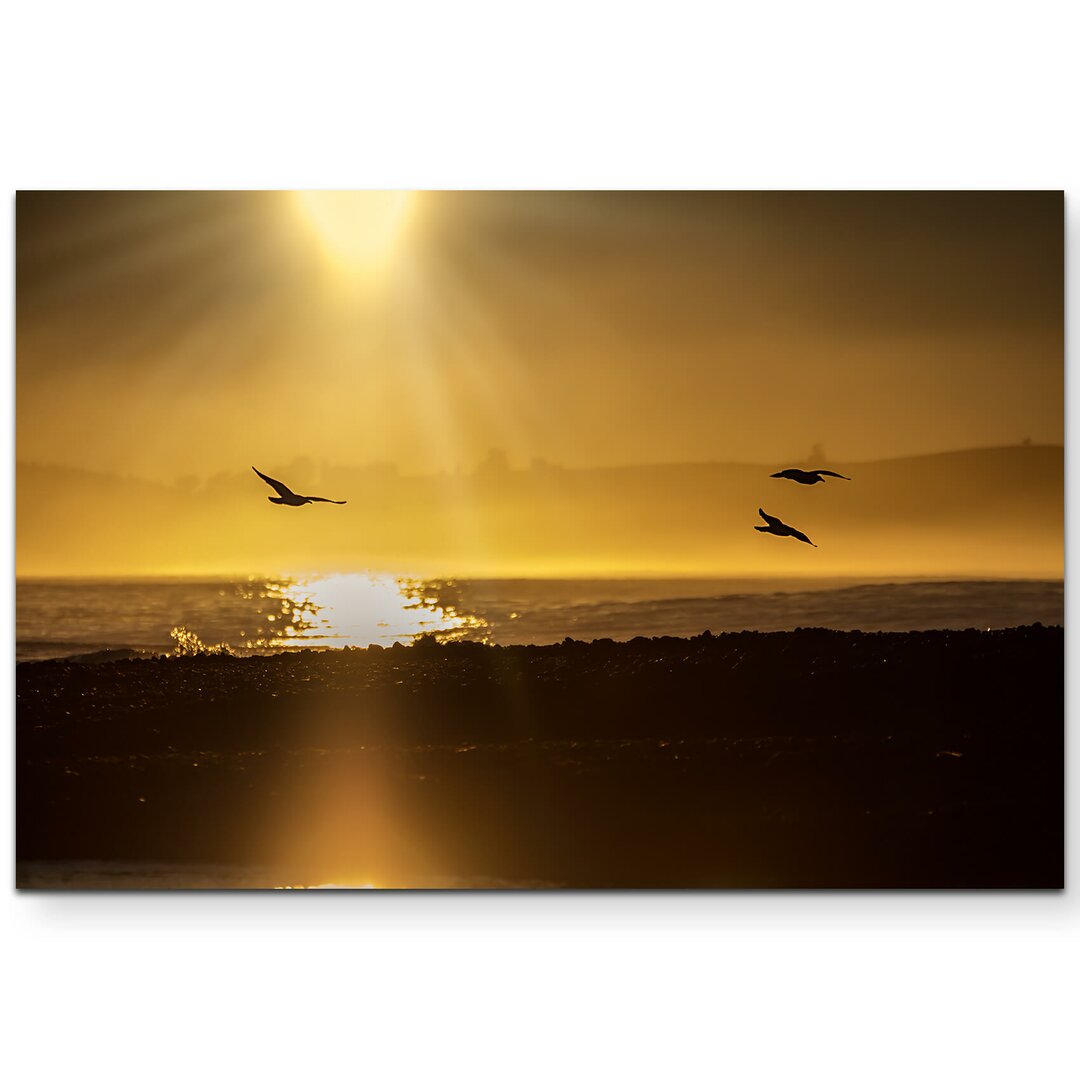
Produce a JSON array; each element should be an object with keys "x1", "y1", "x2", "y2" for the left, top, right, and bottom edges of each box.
[{"x1": 293, "y1": 191, "x2": 413, "y2": 271}]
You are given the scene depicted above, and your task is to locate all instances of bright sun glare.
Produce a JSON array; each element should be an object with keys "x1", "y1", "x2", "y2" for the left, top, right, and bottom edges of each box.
[
  {"x1": 294, "y1": 191, "x2": 413, "y2": 271},
  {"x1": 257, "y1": 573, "x2": 485, "y2": 649}
]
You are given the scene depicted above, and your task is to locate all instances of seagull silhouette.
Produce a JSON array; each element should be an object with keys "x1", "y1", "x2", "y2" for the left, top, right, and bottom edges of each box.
[
  {"x1": 252, "y1": 467, "x2": 346, "y2": 506},
  {"x1": 755, "y1": 508, "x2": 816, "y2": 547},
  {"x1": 770, "y1": 468, "x2": 850, "y2": 485}
]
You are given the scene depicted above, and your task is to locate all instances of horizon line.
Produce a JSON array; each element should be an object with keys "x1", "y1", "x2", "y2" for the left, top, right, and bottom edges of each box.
[{"x1": 15, "y1": 440, "x2": 1063, "y2": 485}]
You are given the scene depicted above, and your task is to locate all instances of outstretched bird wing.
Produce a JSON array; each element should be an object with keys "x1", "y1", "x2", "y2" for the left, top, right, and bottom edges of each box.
[
  {"x1": 758, "y1": 508, "x2": 783, "y2": 527},
  {"x1": 812, "y1": 470, "x2": 850, "y2": 480},
  {"x1": 306, "y1": 496, "x2": 347, "y2": 505},
  {"x1": 790, "y1": 528, "x2": 817, "y2": 547},
  {"x1": 252, "y1": 467, "x2": 297, "y2": 498}
]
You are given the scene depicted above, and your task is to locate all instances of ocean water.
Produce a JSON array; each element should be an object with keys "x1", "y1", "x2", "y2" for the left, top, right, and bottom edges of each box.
[{"x1": 15, "y1": 575, "x2": 1064, "y2": 661}]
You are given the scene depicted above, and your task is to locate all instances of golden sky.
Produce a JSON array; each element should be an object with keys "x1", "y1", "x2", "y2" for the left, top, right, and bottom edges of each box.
[
  {"x1": 15, "y1": 191, "x2": 1063, "y2": 578},
  {"x1": 17, "y1": 191, "x2": 1062, "y2": 480}
]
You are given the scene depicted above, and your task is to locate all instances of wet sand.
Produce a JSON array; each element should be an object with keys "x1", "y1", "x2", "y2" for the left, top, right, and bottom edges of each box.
[{"x1": 17, "y1": 626, "x2": 1063, "y2": 888}]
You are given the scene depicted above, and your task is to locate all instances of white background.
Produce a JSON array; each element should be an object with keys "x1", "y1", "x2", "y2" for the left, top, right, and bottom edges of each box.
[{"x1": 2, "y1": 2, "x2": 1076, "y2": 1077}]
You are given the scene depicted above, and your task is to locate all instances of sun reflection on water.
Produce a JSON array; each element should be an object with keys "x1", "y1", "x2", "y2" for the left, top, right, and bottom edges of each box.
[{"x1": 243, "y1": 573, "x2": 488, "y2": 650}]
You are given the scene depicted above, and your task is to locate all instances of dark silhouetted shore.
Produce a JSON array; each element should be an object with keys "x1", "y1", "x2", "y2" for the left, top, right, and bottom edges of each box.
[{"x1": 17, "y1": 626, "x2": 1063, "y2": 888}]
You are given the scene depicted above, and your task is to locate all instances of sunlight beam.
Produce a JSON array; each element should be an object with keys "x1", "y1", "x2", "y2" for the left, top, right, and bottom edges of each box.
[{"x1": 293, "y1": 191, "x2": 413, "y2": 272}]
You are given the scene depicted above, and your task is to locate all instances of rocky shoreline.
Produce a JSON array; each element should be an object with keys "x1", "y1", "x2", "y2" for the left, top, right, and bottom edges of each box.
[{"x1": 17, "y1": 626, "x2": 1064, "y2": 888}]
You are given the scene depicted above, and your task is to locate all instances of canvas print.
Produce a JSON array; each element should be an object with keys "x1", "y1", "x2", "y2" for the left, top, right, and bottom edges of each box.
[{"x1": 15, "y1": 191, "x2": 1063, "y2": 889}]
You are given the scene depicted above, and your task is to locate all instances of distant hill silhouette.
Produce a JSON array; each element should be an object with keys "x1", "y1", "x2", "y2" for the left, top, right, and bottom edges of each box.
[{"x1": 16, "y1": 445, "x2": 1063, "y2": 578}]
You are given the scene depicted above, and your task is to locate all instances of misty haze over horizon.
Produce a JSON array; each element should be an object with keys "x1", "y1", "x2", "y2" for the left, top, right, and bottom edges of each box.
[
  {"x1": 17, "y1": 443, "x2": 1063, "y2": 579},
  {"x1": 14, "y1": 437, "x2": 1062, "y2": 486}
]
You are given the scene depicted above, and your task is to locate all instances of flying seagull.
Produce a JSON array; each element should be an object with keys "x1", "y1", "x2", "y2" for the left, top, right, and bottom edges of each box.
[
  {"x1": 755, "y1": 508, "x2": 816, "y2": 547},
  {"x1": 252, "y1": 466, "x2": 346, "y2": 506},
  {"x1": 770, "y1": 468, "x2": 851, "y2": 485}
]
